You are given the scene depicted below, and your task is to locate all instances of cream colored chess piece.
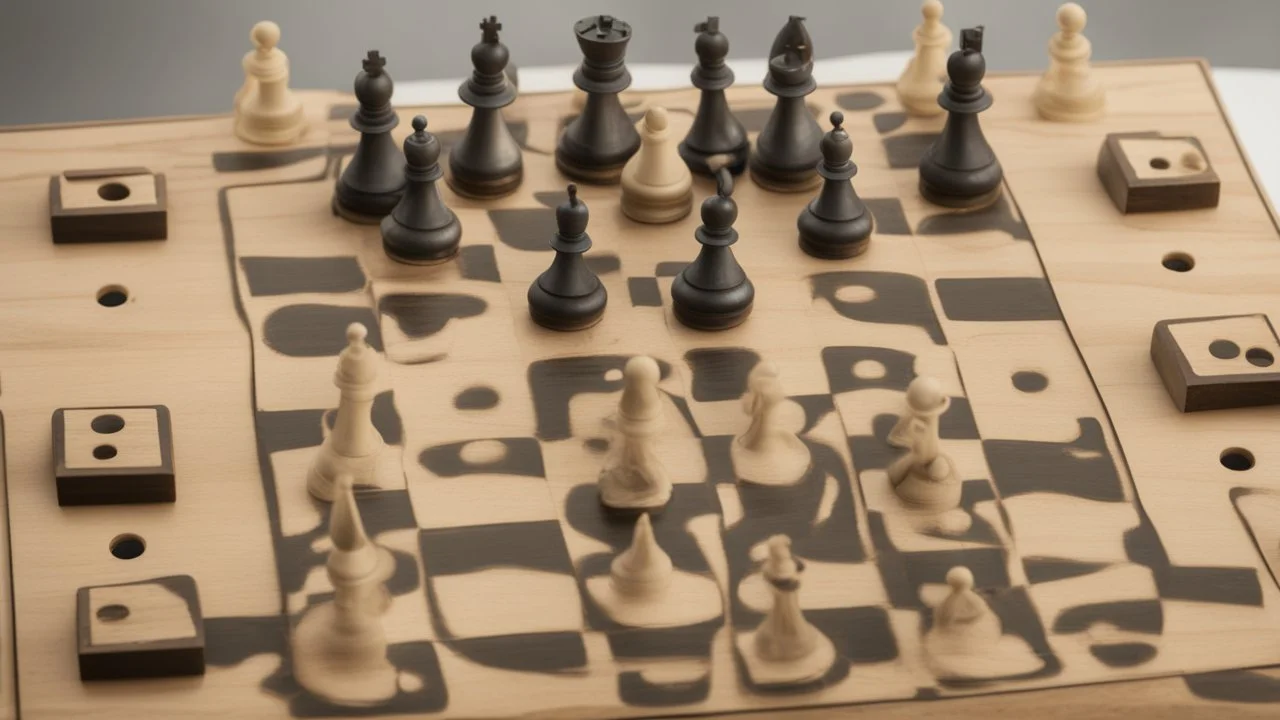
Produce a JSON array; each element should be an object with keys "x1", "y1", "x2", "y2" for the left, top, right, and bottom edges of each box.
[
  {"x1": 610, "y1": 513, "x2": 673, "y2": 598},
  {"x1": 1032, "y1": 3, "x2": 1105, "y2": 122},
  {"x1": 924, "y1": 566, "x2": 1005, "y2": 679},
  {"x1": 896, "y1": 0, "x2": 953, "y2": 117},
  {"x1": 621, "y1": 107, "x2": 694, "y2": 223},
  {"x1": 732, "y1": 362, "x2": 811, "y2": 486},
  {"x1": 586, "y1": 513, "x2": 723, "y2": 627},
  {"x1": 736, "y1": 536, "x2": 837, "y2": 687},
  {"x1": 307, "y1": 324, "x2": 387, "y2": 502},
  {"x1": 292, "y1": 474, "x2": 396, "y2": 705},
  {"x1": 888, "y1": 377, "x2": 961, "y2": 511},
  {"x1": 598, "y1": 356, "x2": 673, "y2": 510},
  {"x1": 889, "y1": 376, "x2": 950, "y2": 448},
  {"x1": 234, "y1": 20, "x2": 307, "y2": 145}
]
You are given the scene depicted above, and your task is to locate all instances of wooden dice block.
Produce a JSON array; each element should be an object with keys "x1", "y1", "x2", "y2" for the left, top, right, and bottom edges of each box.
[
  {"x1": 1151, "y1": 314, "x2": 1280, "y2": 412},
  {"x1": 78, "y1": 575, "x2": 205, "y2": 681},
  {"x1": 53, "y1": 405, "x2": 176, "y2": 506},
  {"x1": 1097, "y1": 132, "x2": 1219, "y2": 213},
  {"x1": 49, "y1": 167, "x2": 168, "y2": 244}
]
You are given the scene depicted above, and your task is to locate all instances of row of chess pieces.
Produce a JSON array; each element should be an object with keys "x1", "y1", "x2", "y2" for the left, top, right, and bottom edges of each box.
[
  {"x1": 228, "y1": 4, "x2": 1105, "y2": 334},
  {"x1": 299, "y1": 321, "x2": 1001, "y2": 693}
]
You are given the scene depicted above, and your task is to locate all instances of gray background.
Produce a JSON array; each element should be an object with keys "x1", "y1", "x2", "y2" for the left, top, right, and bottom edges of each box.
[{"x1": 2, "y1": 0, "x2": 1277, "y2": 126}]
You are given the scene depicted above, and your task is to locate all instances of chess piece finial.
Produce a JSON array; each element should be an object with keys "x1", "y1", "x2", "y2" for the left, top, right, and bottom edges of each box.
[
  {"x1": 404, "y1": 115, "x2": 440, "y2": 169},
  {"x1": 619, "y1": 356, "x2": 663, "y2": 424},
  {"x1": 251, "y1": 21, "x2": 280, "y2": 52},
  {"x1": 335, "y1": 323, "x2": 377, "y2": 387},
  {"x1": 558, "y1": 184, "x2": 589, "y2": 238},
  {"x1": 820, "y1": 111, "x2": 852, "y2": 170}
]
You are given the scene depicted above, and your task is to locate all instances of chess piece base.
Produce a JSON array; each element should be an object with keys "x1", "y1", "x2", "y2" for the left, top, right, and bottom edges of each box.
[
  {"x1": 446, "y1": 168, "x2": 524, "y2": 200},
  {"x1": 671, "y1": 278, "x2": 754, "y2": 331},
  {"x1": 797, "y1": 210, "x2": 874, "y2": 260},
  {"x1": 918, "y1": 164, "x2": 1003, "y2": 210},
  {"x1": 748, "y1": 160, "x2": 822, "y2": 194},
  {"x1": 1033, "y1": 85, "x2": 1105, "y2": 123},
  {"x1": 291, "y1": 603, "x2": 397, "y2": 706},
  {"x1": 234, "y1": 102, "x2": 307, "y2": 146},
  {"x1": 380, "y1": 215, "x2": 462, "y2": 266},
  {"x1": 527, "y1": 282, "x2": 607, "y2": 332},
  {"x1": 736, "y1": 629, "x2": 838, "y2": 689},
  {"x1": 621, "y1": 184, "x2": 694, "y2": 225},
  {"x1": 731, "y1": 436, "x2": 812, "y2": 486}
]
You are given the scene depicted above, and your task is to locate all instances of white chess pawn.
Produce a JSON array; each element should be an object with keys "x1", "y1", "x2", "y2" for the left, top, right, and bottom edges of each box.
[
  {"x1": 307, "y1": 324, "x2": 387, "y2": 502},
  {"x1": 1032, "y1": 3, "x2": 1105, "y2": 122},
  {"x1": 610, "y1": 513, "x2": 674, "y2": 598},
  {"x1": 888, "y1": 376, "x2": 950, "y2": 448},
  {"x1": 235, "y1": 20, "x2": 307, "y2": 145},
  {"x1": 926, "y1": 566, "x2": 1002, "y2": 657},
  {"x1": 895, "y1": 0, "x2": 953, "y2": 117},
  {"x1": 736, "y1": 535, "x2": 837, "y2": 686},
  {"x1": 292, "y1": 474, "x2": 396, "y2": 705},
  {"x1": 733, "y1": 363, "x2": 811, "y2": 486},
  {"x1": 599, "y1": 356, "x2": 673, "y2": 510},
  {"x1": 621, "y1": 107, "x2": 694, "y2": 224},
  {"x1": 888, "y1": 381, "x2": 961, "y2": 511}
]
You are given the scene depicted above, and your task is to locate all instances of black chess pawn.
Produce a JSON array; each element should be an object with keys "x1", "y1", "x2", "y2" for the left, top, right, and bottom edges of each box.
[
  {"x1": 448, "y1": 16, "x2": 523, "y2": 198},
  {"x1": 333, "y1": 51, "x2": 406, "y2": 223},
  {"x1": 556, "y1": 15, "x2": 641, "y2": 184},
  {"x1": 381, "y1": 116, "x2": 462, "y2": 265},
  {"x1": 798, "y1": 112, "x2": 873, "y2": 259},
  {"x1": 528, "y1": 184, "x2": 608, "y2": 331},
  {"x1": 679, "y1": 17, "x2": 749, "y2": 176},
  {"x1": 671, "y1": 169, "x2": 754, "y2": 330},
  {"x1": 919, "y1": 27, "x2": 1004, "y2": 209},
  {"x1": 748, "y1": 16, "x2": 824, "y2": 193}
]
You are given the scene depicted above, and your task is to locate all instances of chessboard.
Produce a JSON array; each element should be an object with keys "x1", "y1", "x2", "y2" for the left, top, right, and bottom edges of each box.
[{"x1": 2, "y1": 57, "x2": 1280, "y2": 720}]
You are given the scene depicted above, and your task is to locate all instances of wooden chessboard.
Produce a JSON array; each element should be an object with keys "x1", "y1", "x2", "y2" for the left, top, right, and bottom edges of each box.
[{"x1": 1, "y1": 58, "x2": 1279, "y2": 719}]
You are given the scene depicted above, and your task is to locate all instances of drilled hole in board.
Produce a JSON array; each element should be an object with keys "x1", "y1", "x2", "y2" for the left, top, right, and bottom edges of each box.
[
  {"x1": 109, "y1": 534, "x2": 146, "y2": 559},
  {"x1": 1161, "y1": 253, "x2": 1194, "y2": 272},
  {"x1": 97, "y1": 285, "x2": 129, "y2": 307},
  {"x1": 92, "y1": 444, "x2": 117, "y2": 460},
  {"x1": 1246, "y1": 347, "x2": 1275, "y2": 367},
  {"x1": 1220, "y1": 448, "x2": 1255, "y2": 472},
  {"x1": 97, "y1": 182, "x2": 130, "y2": 201},
  {"x1": 1208, "y1": 340, "x2": 1240, "y2": 359},
  {"x1": 91, "y1": 414, "x2": 125, "y2": 434},
  {"x1": 1149, "y1": 157, "x2": 1171, "y2": 170},
  {"x1": 96, "y1": 604, "x2": 130, "y2": 622}
]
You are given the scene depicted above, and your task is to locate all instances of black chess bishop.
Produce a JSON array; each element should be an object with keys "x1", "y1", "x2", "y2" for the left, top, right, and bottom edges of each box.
[
  {"x1": 448, "y1": 16, "x2": 523, "y2": 198},
  {"x1": 671, "y1": 168, "x2": 754, "y2": 330},
  {"x1": 679, "y1": 17, "x2": 749, "y2": 176},
  {"x1": 528, "y1": 184, "x2": 608, "y2": 331},
  {"x1": 918, "y1": 27, "x2": 1004, "y2": 209},
  {"x1": 748, "y1": 16, "x2": 824, "y2": 193},
  {"x1": 556, "y1": 15, "x2": 641, "y2": 184},
  {"x1": 381, "y1": 115, "x2": 462, "y2": 265},
  {"x1": 797, "y1": 112, "x2": 873, "y2": 259},
  {"x1": 333, "y1": 51, "x2": 406, "y2": 223}
]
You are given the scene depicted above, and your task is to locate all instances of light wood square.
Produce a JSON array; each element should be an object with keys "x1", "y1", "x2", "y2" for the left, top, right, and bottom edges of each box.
[{"x1": 62, "y1": 408, "x2": 162, "y2": 470}]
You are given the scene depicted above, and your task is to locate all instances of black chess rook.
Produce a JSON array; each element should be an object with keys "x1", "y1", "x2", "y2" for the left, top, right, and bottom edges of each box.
[{"x1": 555, "y1": 15, "x2": 642, "y2": 184}]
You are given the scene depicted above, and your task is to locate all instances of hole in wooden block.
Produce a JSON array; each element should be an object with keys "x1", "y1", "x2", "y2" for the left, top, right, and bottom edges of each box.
[
  {"x1": 97, "y1": 182, "x2": 131, "y2": 201},
  {"x1": 1162, "y1": 252, "x2": 1194, "y2": 272},
  {"x1": 1209, "y1": 340, "x2": 1240, "y2": 359},
  {"x1": 110, "y1": 534, "x2": 146, "y2": 559},
  {"x1": 96, "y1": 604, "x2": 130, "y2": 622},
  {"x1": 1247, "y1": 347, "x2": 1275, "y2": 367},
  {"x1": 1149, "y1": 157, "x2": 1170, "y2": 170},
  {"x1": 97, "y1": 285, "x2": 128, "y2": 307},
  {"x1": 1098, "y1": 133, "x2": 1220, "y2": 213},
  {"x1": 1221, "y1": 448, "x2": 1255, "y2": 472},
  {"x1": 1012, "y1": 370, "x2": 1049, "y2": 393},
  {"x1": 53, "y1": 405, "x2": 176, "y2": 506},
  {"x1": 91, "y1": 414, "x2": 125, "y2": 434}
]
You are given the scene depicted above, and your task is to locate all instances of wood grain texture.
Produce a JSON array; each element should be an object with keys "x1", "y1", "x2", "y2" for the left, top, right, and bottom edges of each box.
[{"x1": 0, "y1": 59, "x2": 1278, "y2": 719}]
